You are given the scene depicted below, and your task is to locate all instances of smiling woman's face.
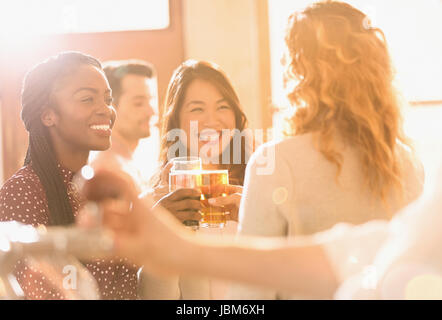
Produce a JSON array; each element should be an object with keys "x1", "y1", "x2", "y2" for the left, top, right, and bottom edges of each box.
[
  {"x1": 46, "y1": 64, "x2": 116, "y2": 153},
  {"x1": 178, "y1": 78, "x2": 236, "y2": 160}
]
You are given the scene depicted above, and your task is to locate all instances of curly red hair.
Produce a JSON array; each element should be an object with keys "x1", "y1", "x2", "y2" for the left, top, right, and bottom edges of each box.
[{"x1": 284, "y1": 1, "x2": 411, "y2": 204}]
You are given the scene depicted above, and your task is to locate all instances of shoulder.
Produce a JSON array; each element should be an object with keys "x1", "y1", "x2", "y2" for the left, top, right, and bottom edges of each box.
[
  {"x1": 394, "y1": 142, "x2": 425, "y2": 201},
  {"x1": 0, "y1": 166, "x2": 42, "y2": 195},
  {"x1": 247, "y1": 133, "x2": 316, "y2": 175},
  {"x1": 253, "y1": 133, "x2": 315, "y2": 159},
  {"x1": 395, "y1": 142, "x2": 425, "y2": 184},
  {"x1": 0, "y1": 165, "x2": 48, "y2": 225}
]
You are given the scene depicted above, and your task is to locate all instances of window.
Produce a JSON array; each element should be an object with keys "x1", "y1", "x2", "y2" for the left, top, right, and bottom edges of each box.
[
  {"x1": 0, "y1": 0, "x2": 169, "y2": 36},
  {"x1": 268, "y1": 0, "x2": 442, "y2": 106},
  {"x1": 268, "y1": 0, "x2": 442, "y2": 179}
]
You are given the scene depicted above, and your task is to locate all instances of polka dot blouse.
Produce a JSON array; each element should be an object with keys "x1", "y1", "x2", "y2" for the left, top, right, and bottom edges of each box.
[{"x1": 0, "y1": 164, "x2": 140, "y2": 300}]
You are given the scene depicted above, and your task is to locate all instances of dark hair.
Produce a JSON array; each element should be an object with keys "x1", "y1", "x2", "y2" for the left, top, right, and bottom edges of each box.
[
  {"x1": 158, "y1": 60, "x2": 249, "y2": 186},
  {"x1": 103, "y1": 59, "x2": 156, "y2": 106},
  {"x1": 21, "y1": 51, "x2": 102, "y2": 226}
]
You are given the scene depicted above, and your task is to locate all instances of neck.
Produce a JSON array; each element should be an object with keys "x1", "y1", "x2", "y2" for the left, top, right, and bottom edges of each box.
[
  {"x1": 51, "y1": 142, "x2": 89, "y2": 173},
  {"x1": 112, "y1": 131, "x2": 139, "y2": 158}
]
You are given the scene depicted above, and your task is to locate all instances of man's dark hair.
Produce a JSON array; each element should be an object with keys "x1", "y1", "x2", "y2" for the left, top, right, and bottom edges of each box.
[{"x1": 103, "y1": 60, "x2": 156, "y2": 106}]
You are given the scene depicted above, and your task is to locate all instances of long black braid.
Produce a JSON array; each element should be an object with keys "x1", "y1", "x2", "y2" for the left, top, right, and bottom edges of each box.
[{"x1": 21, "y1": 52, "x2": 102, "y2": 226}]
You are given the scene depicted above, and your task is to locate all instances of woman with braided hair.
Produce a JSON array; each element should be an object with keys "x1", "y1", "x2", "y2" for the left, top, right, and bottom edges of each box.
[
  {"x1": 0, "y1": 52, "x2": 139, "y2": 299},
  {"x1": 17, "y1": 52, "x2": 115, "y2": 226}
]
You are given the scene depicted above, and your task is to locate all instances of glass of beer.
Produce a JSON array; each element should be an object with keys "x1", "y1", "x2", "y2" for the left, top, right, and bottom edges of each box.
[
  {"x1": 197, "y1": 170, "x2": 229, "y2": 228},
  {"x1": 168, "y1": 157, "x2": 202, "y2": 230},
  {"x1": 169, "y1": 156, "x2": 202, "y2": 173},
  {"x1": 168, "y1": 156, "x2": 202, "y2": 191}
]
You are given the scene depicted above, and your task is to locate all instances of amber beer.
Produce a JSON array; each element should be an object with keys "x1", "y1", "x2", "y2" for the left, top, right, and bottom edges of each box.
[
  {"x1": 168, "y1": 157, "x2": 203, "y2": 191},
  {"x1": 169, "y1": 170, "x2": 201, "y2": 191},
  {"x1": 198, "y1": 170, "x2": 229, "y2": 228},
  {"x1": 168, "y1": 170, "x2": 202, "y2": 230}
]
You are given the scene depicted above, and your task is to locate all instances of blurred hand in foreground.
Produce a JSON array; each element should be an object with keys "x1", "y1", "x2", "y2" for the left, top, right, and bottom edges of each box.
[{"x1": 80, "y1": 168, "x2": 192, "y2": 276}]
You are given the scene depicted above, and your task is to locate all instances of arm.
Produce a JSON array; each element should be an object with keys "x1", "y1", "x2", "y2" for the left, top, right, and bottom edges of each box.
[
  {"x1": 80, "y1": 168, "x2": 345, "y2": 298},
  {"x1": 178, "y1": 233, "x2": 338, "y2": 298},
  {"x1": 167, "y1": 218, "x2": 392, "y2": 299}
]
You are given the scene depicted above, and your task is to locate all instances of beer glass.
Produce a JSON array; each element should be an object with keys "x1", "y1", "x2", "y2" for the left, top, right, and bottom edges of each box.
[
  {"x1": 168, "y1": 157, "x2": 202, "y2": 230},
  {"x1": 198, "y1": 170, "x2": 229, "y2": 228},
  {"x1": 168, "y1": 156, "x2": 202, "y2": 191},
  {"x1": 169, "y1": 156, "x2": 202, "y2": 172}
]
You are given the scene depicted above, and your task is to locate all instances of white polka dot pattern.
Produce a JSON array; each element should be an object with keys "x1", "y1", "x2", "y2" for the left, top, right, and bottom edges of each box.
[{"x1": 0, "y1": 164, "x2": 140, "y2": 299}]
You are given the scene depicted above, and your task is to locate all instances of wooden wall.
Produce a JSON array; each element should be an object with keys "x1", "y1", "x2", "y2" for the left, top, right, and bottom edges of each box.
[{"x1": 0, "y1": 0, "x2": 184, "y2": 182}]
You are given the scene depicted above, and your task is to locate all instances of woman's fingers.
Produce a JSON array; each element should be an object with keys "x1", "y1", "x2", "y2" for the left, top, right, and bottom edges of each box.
[
  {"x1": 208, "y1": 193, "x2": 242, "y2": 208},
  {"x1": 160, "y1": 161, "x2": 174, "y2": 186},
  {"x1": 152, "y1": 188, "x2": 203, "y2": 223},
  {"x1": 152, "y1": 185, "x2": 169, "y2": 201},
  {"x1": 205, "y1": 194, "x2": 241, "y2": 222},
  {"x1": 172, "y1": 210, "x2": 202, "y2": 223},
  {"x1": 206, "y1": 184, "x2": 243, "y2": 207},
  {"x1": 206, "y1": 186, "x2": 242, "y2": 222},
  {"x1": 166, "y1": 188, "x2": 201, "y2": 201},
  {"x1": 167, "y1": 199, "x2": 202, "y2": 212},
  {"x1": 154, "y1": 188, "x2": 201, "y2": 210},
  {"x1": 226, "y1": 184, "x2": 243, "y2": 194}
]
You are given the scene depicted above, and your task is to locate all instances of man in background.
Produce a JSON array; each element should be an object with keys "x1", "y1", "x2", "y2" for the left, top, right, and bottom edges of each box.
[{"x1": 91, "y1": 59, "x2": 158, "y2": 191}]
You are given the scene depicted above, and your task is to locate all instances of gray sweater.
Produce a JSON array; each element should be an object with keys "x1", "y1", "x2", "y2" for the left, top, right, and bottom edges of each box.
[{"x1": 229, "y1": 133, "x2": 424, "y2": 299}]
